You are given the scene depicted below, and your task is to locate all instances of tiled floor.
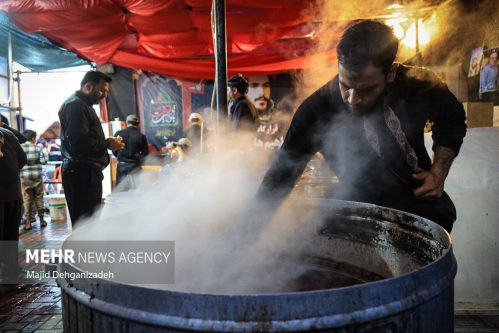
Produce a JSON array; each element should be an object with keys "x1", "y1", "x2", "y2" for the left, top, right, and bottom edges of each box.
[
  {"x1": 0, "y1": 283, "x2": 62, "y2": 332},
  {"x1": 0, "y1": 216, "x2": 70, "y2": 333},
  {"x1": 455, "y1": 315, "x2": 499, "y2": 333}
]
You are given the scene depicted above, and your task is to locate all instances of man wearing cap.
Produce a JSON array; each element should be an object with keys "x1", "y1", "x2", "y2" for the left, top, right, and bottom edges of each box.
[
  {"x1": 59, "y1": 70, "x2": 125, "y2": 226},
  {"x1": 113, "y1": 114, "x2": 149, "y2": 191},
  {"x1": 227, "y1": 74, "x2": 259, "y2": 132},
  {"x1": 183, "y1": 113, "x2": 208, "y2": 154}
]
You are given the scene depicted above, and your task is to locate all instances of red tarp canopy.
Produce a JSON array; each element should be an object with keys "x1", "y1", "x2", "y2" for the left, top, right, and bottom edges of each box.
[{"x1": 0, "y1": 0, "x2": 337, "y2": 79}]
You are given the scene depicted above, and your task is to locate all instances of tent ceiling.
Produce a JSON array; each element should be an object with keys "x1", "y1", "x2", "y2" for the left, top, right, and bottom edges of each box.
[
  {"x1": 1, "y1": 0, "x2": 334, "y2": 79},
  {"x1": 0, "y1": 12, "x2": 89, "y2": 71}
]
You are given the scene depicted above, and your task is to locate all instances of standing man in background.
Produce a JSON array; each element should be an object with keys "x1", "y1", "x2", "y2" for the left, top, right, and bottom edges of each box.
[
  {"x1": 113, "y1": 114, "x2": 149, "y2": 191},
  {"x1": 0, "y1": 127, "x2": 27, "y2": 285},
  {"x1": 184, "y1": 112, "x2": 208, "y2": 154},
  {"x1": 59, "y1": 71, "x2": 124, "y2": 227},
  {"x1": 227, "y1": 74, "x2": 259, "y2": 132},
  {"x1": 20, "y1": 130, "x2": 47, "y2": 231}
]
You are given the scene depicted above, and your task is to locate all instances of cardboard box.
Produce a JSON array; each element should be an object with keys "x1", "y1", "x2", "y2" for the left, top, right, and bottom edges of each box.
[{"x1": 463, "y1": 102, "x2": 494, "y2": 128}]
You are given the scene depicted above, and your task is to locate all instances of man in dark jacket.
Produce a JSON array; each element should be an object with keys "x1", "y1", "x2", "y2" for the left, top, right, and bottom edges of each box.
[
  {"x1": 256, "y1": 20, "x2": 467, "y2": 233},
  {"x1": 113, "y1": 114, "x2": 149, "y2": 191},
  {"x1": 59, "y1": 71, "x2": 124, "y2": 227},
  {"x1": 1, "y1": 114, "x2": 26, "y2": 144},
  {"x1": 228, "y1": 74, "x2": 259, "y2": 132},
  {"x1": 0, "y1": 127, "x2": 27, "y2": 284}
]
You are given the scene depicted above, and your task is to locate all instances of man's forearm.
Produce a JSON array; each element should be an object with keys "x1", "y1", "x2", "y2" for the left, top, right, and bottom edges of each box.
[{"x1": 432, "y1": 146, "x2": 456, "y2": 179}]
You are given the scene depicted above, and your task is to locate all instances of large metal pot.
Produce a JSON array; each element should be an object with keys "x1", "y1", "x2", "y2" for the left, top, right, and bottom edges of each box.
[{"x1": 58, "y1": 199, "x2": 456, "y2": 332}]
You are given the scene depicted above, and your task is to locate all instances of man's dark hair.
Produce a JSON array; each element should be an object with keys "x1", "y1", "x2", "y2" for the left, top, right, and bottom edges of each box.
[
  {"x1": 337, "y1": 20, "x2": 399, "y2": 76},
  {"x1": 80, "y1": 70, "x2": 112, "y2": 87},
  {"x1": 228, "y1": 74, "x2": 249, "y2": 94},
  {"x1": 1, "y1": 114, "x2": 9, "y2": 125},
  {"x1": 23, "y1": 129, "x2": 37, "y2": 141}
]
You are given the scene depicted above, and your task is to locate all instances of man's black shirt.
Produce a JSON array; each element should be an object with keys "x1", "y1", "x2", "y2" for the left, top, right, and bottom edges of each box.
[
  {"x1": 114, "y1": 126, "x2": 149, "y2": 165},
  {"x1": 59, "y1": 91, "x2": 109, "y2": 168},
  {"x1": 257, "y1": 64, "x2": 467, "y2": 212},
  {"x1": 0, "y1": 127, "x2": 27, "y2": 202},
  {"x1": 230, "y1": 96, "x2": 259, "y2": 132},
  {"x1": 1, "y1": 125, "x2": 26, "y2": 144}
]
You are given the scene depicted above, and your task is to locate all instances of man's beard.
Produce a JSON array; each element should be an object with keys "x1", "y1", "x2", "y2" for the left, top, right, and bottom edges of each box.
[
  {"x1": 253, "y1": 96, "x2": 272, "y2": 113},
  {"x1": 347, "y1": 104, "x2": 372, "y2": 115},
  {"x1": 90, "y1": 93, "x2": 104, "y2": 105},
  {"x1": 346, "y1": 95, "x2": 384, "y2": 116}
]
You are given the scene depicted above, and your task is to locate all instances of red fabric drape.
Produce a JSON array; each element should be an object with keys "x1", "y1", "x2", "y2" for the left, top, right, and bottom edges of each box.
[
  {"x1": 0, "y1": 0, "x2": 338, "y2": 79},
  {"x1": 111, "y1": 50, "x2": 337, "y2": 79}
]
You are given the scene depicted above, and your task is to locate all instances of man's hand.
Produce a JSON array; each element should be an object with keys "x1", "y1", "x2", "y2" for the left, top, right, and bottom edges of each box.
[
  {"x1": 0, "y1": 135, "x2": 4, "y2": 158},
  {"x1": 106, "y1": 137, "x2": 125, "y2": 152},
  {"x1": 413, "y1": 146, "x2": 456, "y2": 200},
  {"x1": 412, "y1": 169, "x2": 445, "y2": 199}
]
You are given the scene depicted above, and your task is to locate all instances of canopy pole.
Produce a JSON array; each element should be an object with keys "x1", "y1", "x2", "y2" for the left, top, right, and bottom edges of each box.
[
  {"x1": 7, "y1": 32, "x2": 17, "y2": 129},
  {"x1": 15, "y1": 71, "x2": 23, "y2": 131},
  {"x1": 213, "y1": 0, "x2": 228, "y2": 129}
]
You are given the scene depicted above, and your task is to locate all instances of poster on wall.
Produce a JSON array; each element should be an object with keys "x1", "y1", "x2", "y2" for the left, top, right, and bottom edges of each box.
[
  {"x1": 186, "y1": 73, "x2": 295, "y2": 150},
  {"x1": 190, "y1": 73, "x2": 296, "y2": 150},
  {"x1": 136, "y1": 73, "x2": 183, "y2": 149},
  {"x1": 479, "y1": 47, "x2": 498, "y2": 104},
  {"x1": 468, "y1": 46, "x2": 483, "y2": 78},
  {"x1": 136, "y1": 71, "x2": 297, "y2": 150},
  {"x1": 245, "y1": 74, "x2": 295, "y2": 150}
]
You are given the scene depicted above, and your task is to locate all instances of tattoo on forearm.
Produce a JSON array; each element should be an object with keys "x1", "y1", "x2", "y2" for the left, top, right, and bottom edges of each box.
[{"x1": 433, "y1": 147, "x2": 456, "y2": 175}]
